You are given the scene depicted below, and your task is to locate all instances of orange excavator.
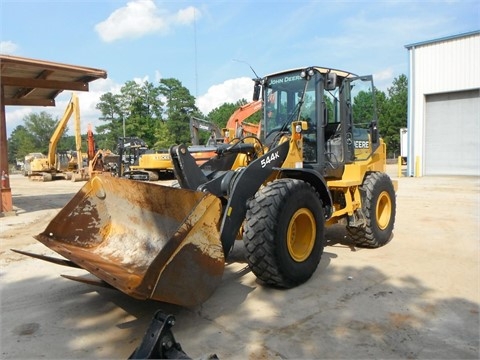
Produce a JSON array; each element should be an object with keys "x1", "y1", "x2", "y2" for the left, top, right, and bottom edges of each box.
[
  {"x1": 71, "y1": 124, "x2": 117, "y2": 181},
  {"x1": 85, "y1": 124, "x2": 109, "y2": 178},
  {"x1": 187, "y1": 100, "x2": 262, "y2": 166},
  {"x1": 223, "y1": 99, "x2": 262, "y2": 142}
]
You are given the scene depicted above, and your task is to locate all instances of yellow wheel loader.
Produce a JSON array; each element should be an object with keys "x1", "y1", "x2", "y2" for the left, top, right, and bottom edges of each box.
[{"x1": 16, "y1": 66, "x2": 396, "y2": 307}]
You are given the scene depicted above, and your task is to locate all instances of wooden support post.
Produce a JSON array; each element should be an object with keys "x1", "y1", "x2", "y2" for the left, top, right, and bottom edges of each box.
[{"x1": 0, "y1": 85, "x2": 15, "y2": 217}]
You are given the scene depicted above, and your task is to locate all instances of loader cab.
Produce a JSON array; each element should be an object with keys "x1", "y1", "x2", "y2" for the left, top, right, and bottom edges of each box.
[{"x1": 261, "y1": 67, "x2": 380, "y2": 179}]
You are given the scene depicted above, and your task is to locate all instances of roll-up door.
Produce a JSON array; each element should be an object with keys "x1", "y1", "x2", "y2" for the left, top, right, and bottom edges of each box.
[{"x1": 424, "y1": 89, "x2": 479, "y2": 175}]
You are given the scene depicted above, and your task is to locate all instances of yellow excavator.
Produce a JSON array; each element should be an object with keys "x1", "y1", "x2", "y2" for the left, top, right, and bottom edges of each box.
[
  {"x1": 120, "y1": 117, "x2": 223, "y2": 181},
  {"x1": 16, "y1": 66, "x2": 397, "y2": 308},
  {"x1": 123, "y1": 102, "x2": 262, "y2": 181},
  {"x1": 25, "y1": 93, "x2": 84, "y2": 181}
]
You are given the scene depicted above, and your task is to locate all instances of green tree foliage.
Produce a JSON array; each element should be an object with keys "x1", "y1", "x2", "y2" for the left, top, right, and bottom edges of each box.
[
  {"x1": 24, "y1": 111, "x2": 67, "y2": 152},
  {"x1": 121, "y1": 80, "x2": 162, "y2": 145},
  {"x1": 95, "y1": 78, "x2": 198, "y2": 150},
  {"x1": 158, "y1": 78, "x2": 199, "y2": 145},
  {"x1": 207, "y1": 98, "x2": 260, "y2": 128},
  {"x1": 95, "y1": 92, "x2": 123, "y2": 148},
  {"x1": 381, "y1": 74, "x2": 408, "y2": 157},
  {"x1": 7, "y1": 110, "x2": 77, "y2": 163},
  {"x1": 96, "y1": 81, "x2": 164, "y2": 150},
  {"x1": 153, "y1": 121, "x2": 176, "y2": 150},
  {"x1": 7, "y1": 125, "x2": 36, "y2": 163},
  {"x1": 207, "y1": 102, "x2": 238, "y2": 128}
]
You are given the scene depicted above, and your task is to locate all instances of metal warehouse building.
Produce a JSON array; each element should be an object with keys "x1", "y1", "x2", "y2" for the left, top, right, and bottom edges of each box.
[{"x1": 405, "y1": 30, "x2": 480, "y2": 176}]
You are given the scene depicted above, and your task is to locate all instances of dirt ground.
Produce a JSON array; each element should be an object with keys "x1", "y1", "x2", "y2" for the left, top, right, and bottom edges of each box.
[{"x1": 1, "y1": 166, "x2": 479, "y2": 359}]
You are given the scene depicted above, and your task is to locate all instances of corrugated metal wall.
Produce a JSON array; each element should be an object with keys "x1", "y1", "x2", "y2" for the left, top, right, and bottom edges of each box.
[
  {"x1": 406, "y1": 32, "x2": 480, "y2": 176},
  {"x1": 414, "y1": 35, "x2": 480, "y2": 93}
]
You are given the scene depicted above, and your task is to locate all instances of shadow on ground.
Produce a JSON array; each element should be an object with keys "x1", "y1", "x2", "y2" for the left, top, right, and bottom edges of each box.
[
  {"x1": 11, "y1": 193, "x2": 78, "y2": 214},
  {"x1": 2, "y1": 224, "x2": 478, "y2": 359}
]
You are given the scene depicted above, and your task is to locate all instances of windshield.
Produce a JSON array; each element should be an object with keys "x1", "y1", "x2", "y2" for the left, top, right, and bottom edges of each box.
[{"x1": 264, "y1": 70, "x2": 319, "y2": 138}]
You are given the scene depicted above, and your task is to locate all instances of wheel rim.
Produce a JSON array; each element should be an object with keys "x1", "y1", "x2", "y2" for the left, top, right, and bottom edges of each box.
[
  {"x1": 287, "y1": 208, "x2": 316, "y2": 262},
  {"x1": 376, "y1": 191, "x2": 392, "y2": 230}
]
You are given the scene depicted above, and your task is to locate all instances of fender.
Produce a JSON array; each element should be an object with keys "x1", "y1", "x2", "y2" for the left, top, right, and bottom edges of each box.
[{"x1": 276, "y1": 168, "x2": 333, "y2": 219}]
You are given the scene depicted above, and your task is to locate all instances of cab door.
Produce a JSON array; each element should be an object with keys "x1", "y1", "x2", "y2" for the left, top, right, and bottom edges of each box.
[{"x1": 344, "y1": 75, "x2": 380, "y2": 162}]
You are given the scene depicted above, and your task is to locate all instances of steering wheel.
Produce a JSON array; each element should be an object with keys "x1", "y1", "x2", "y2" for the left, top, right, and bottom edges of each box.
[
  {"x1": 265, "y1": 125, "x2": 291, "y2": 145},
  {"x1": 265, "y1": 126, "x2": 285, "y2": 139}
]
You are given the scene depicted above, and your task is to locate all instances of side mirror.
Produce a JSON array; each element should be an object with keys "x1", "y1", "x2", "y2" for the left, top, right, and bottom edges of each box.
[
  {"x1": 325, "y1": 73, "x2": 337, "y2": 91},
  {"x1": 253, "y1": 80, "x2": 261, "y2": 101}
]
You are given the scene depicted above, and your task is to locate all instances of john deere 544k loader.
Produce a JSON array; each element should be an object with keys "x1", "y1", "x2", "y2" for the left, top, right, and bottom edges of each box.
[{"x1": 16, "y1": 66, "x2": 396, "y2": 307}]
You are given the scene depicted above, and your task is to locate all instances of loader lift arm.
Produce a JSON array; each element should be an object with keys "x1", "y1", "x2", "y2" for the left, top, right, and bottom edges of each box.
[{"x1": 170, "y1": 137, "x2": 290, "y2": 255}]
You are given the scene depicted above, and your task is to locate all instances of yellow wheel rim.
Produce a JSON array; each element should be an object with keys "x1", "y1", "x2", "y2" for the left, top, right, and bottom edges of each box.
[
  {"x1": 287, "y1": 208, "x2": 316, "y2": 262},
  {"x1": 376, "y1": 191, "x2": 392, "y2": 230}
]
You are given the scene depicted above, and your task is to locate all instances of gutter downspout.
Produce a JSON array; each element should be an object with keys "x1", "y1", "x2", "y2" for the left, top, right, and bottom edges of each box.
[{"x1": 406, "y1": 46, "x2": 415, "y2": 176}]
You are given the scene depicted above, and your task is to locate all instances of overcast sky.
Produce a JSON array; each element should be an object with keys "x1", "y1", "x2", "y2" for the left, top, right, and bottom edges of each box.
[{"x1": 1, "y1": 0, "x2": 479, "y2": 136}]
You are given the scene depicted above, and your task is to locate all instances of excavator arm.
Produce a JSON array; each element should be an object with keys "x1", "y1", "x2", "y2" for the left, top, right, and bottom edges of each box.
[
  {"x1": 224, "y1": 100, "x2": 262, "y2": 141},
  {"x1": 73, "y1": 96, "x2": 83, "y2": 171},
  {"x1": 47, "y1": 93, "x2": 80, "y2": 168},
  {"x1": 189, "y1": 117, "x2": 223, "y2": 145},
  {"x1": 87, "y1": 124, "x2": 96, "y2": 160},
  {"x1": 170, "y1": 133, "x2": 291, "y2": 256}
]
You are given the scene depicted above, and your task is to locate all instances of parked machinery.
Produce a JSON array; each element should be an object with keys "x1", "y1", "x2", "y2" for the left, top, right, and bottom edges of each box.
[
  {"x1": 123, "y1": 103, "x2": 262, "y2": 181},
  {"x1": 25, "y1": 93, "x2": 83, "y2": 181}
]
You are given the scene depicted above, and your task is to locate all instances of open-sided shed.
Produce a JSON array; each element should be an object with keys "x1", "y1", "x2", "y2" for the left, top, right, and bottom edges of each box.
[{"x1": 0, "y1": 55, "x2": 107, "y2": 215}]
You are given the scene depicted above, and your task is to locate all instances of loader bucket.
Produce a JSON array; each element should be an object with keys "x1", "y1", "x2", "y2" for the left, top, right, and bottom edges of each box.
[{"x1": 34, "y1": 176, "x2": 225, "y2": 307}]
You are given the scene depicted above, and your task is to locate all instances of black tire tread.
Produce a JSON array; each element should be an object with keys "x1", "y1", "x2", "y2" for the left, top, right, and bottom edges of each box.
[
  {"x1": 347, "y1": 172, "x2": 396, "y2": 248},
  {"x1": 243, "y1": 179, "x2": 324, "y2": 288}
]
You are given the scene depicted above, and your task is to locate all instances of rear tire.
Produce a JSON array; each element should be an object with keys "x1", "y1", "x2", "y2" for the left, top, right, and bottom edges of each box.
[
  {"x1": 347, "y1": 172, "x2": 396, "y2": 248},
  {"x1": 243, "y1": 178, "x2": 324, "y2": 288}
]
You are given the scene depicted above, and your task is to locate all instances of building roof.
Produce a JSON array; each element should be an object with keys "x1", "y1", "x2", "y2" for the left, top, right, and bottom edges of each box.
[
  {"x1": 0, "y1": 54, "x2": 107, "y2": 107},
  {"x1": 405, "y1": 30, "x2": 480, "y2": 49},
  {"x1": 0, "y1": 55, "x2": 108, "y2": 214}
]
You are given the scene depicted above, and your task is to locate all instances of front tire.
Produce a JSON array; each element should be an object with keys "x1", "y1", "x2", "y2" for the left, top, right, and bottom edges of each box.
[
  {"x1": 243, "y1": 179, "x2": 325, "y2": 288},
  {"x1": 347, "y1": 172, "x2": 396, "y2": 248}
]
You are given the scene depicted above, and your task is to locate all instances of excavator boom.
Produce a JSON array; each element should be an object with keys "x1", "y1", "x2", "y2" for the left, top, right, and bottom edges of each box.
[
  {"x1": 224, "y1": 100, "x2": 262, "y2": 141},
  {"x1": 47, "y1": 93, "x2": 80, "y2": 167},
  {"x1": 27, "y1": 93, "x2": 84, "y2": 181}
]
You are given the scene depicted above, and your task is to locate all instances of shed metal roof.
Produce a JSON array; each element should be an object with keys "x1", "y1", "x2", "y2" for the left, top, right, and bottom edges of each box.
[{"x1": 405, "y1": 30, "x2": 480, "y2": 49}]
